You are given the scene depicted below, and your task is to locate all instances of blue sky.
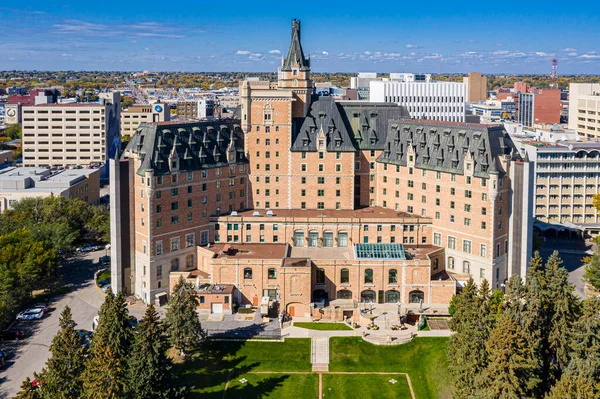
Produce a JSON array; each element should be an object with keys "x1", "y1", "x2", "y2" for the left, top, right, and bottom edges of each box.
[{"x1": 1, "y1": 1, "x2": 600, "y2": 74}]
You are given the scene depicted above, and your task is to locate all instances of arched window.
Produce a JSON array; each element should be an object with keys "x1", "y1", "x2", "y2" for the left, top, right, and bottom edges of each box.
[
  {"x1": 316, "y1": 268, "x2": 325, "y2": 284},
  {"x1": 385, "y1": 290, "x2": 400, "y2": 303},
  {"x1": 340, "y1": 268, "x2": 350, "y2": 284},
  {"x1": 389, "y1": 269, "x2": 398, "y2": 284},
  {"x1": 244, "y1": 268, "x2": 253, "y2": 279},
  {"x1": 409, "y1": 290, "x2": 424, "y2": 304},
  {"x1": 268, "y1": 268, "x2": 277, "y2": 279},
  {"x1": 338, "y1": 231, "x2": 348, "y2": 247},
  {"x1": 308, "y1": 231, "x2": 319, "y2": 247},
  {"x1": 463, "y1": 261, "x2": 470, "y2": 274},
  {"x1": 337, "y1": 290, "x2": 352, "y2": 300},
  {"x1": 448, "y1": 257, "x2": 455, "y2": 269},
  {"x1": 364, "y1": 268, "x2": 374, "y2": 284},
  {"x1": 293, "y1": 231, "x2": 304, "y2": 247},
  {"x1": 361, "y1": 290, "x2": 376, "y2": 303},
  {"x1": 323, "y1": 231, "x2": 334, "y2": 247}
]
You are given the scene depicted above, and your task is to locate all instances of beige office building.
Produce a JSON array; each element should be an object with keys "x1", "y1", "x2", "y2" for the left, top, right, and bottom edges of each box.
[
  {"x1": 464, "y1": 72, "x2": 487, "y2": 102},
  {"x1": 21, "y1": 93, "x2": 120, "y2": 176},
  {"x1": 121, "y1": 103, "x2": 169, "y2": 137},
  {"x1": 568, "y1": 83, "x2": 600, "y2": 139}
]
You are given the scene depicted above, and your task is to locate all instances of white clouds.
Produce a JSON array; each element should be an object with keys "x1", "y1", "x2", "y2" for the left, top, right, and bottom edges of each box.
[
  {"x1": 568, "y1": 52, "x2": 578, "y2": 57},
  {"x1": 321, "y1": 51, "x2": 329, "y2": 56},
  {"x1": 580, "y1": 54, "x2": 600, "y2": 59},
  {"x1": 423, "y1": 53, "x2": 443, "y2": 59},
  {"x1": 268, "y1": 49, "x2": 281, "y2": 54},
  {"x1": 53, "y1": 19, "x2": 187, "y2": 39},
  {"x1": 492, "y1": 50, "x2": 510, "y2": 55},
  {"x1": 535, "y1": 51, "x2": 551, "y2": 57},
  {"x1": 235, "y1": 50, "x2": 251, "y2": 55},
  {"x1": 563, "y1": 47, "x2": 576, "y2": 52},
  {"x1": 405, "y1": 44, "x2": 421, "y2": 49}
]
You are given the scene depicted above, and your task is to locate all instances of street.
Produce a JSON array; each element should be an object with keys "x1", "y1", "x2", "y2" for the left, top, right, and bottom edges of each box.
[{"x1": 0, "y1": 249, "x2": 146, "y2": 399}]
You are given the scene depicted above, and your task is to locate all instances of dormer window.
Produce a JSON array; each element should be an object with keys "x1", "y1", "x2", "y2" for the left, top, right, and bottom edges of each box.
[
  {"x1": 335, "y1": 138, "x2": 341, "y2": 147},
  {"x1": 293, "y1": 69, "x2": 298, "y2": 76}
]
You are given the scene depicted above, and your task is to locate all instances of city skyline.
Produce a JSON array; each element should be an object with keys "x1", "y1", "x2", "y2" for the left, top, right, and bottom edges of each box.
[{"x1": 1, "y1": 1, "x2": 600, "y2": 73}]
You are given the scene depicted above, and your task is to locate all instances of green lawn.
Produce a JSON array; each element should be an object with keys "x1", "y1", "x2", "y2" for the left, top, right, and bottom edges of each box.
[
  {"x1": 225, "y1": 373, "x2": 318, "y2": 399},
  {"x1": 294, "y1": 322, "x2": 352, "y2": 331},
  {"x1": 178, "y1": 339, "x2": 311, "y2": 398},
  {"x1": 322, "y1": 374, "x2": 412, "y2": 398},
  {"x1": 96, "y1": 270, "x2": 111, "y2": 283},
  {"x1": 329, "y1": 337, "x2": 453, "y2": 399}
]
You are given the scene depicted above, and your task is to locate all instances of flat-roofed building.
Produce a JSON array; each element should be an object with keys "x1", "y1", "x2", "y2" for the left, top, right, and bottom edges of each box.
[
  {"x1": 0, "y1": 166, "x2": 100, "y2": 211},
  {"x1": 568, "y1": 83, "x2": 600, "y2": 139},
  {"x1": 21, "y1": 92, "x2": 120, "y2": 176},
  {"x1": 121, "y1": 103, "x2": 169, "y2": 138}
]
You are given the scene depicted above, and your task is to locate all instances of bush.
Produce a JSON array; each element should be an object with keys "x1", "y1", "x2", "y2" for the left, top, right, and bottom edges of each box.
[{"x1": 237, "y1": 307, "x2": 254, "y2": 314}]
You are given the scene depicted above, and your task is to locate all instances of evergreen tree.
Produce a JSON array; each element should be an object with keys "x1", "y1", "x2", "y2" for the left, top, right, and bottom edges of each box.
[
  {"x1": 481, "y1": 312, "x2": 541, "y2": 399},
  {"x1": 92, "y1": 291, "x2": 133, "y2": 358},
  {"x1": 545, "y1": 251, "x2": 581, "y2": 380},
  {"x1": 39, "y1": 306, "x2": 87, "y2": 399},
  {"x1": 127, "y1": 305, "x2": 186, "y2": 399},
  {"x1": 164, "y1": 276, "x2": 205, "y2": 357},
  {"x1": 546, "y1": 375, "x2": 600, "y2": 399},
  {"x1": 584, "y1": 239, "x2": 600, "y2": 291},
  {"x1": 566, "y1": 297, "x2": 600, "y2": 381},
  {"x1": 82, "y1": 340, "x2": 127, "y2": 399},
  {"x1": 14, "y1": 377, "x2": 41, "y2": 399}
]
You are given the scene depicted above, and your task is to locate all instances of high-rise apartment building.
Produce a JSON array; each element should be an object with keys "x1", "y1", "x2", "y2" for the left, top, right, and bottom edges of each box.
[
  {"x1": 111, "y1": 19, "x2": 530, "y2": 316},
  {"x1": 568, "y1": 83, "x2": 600, "y2": 139},
  {"x1": 370, "y1": 76, "x2": 466, "y2": 122},
  {"x1": 121, "y1": 103, "x2": 170, "y2": 138},
  {"x1": 22, "y1": 92, "x2": 120, "y2": 175}
]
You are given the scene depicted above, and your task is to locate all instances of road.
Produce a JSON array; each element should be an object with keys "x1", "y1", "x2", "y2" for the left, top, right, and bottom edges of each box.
[{"x1": 0, "y1": 249, "x2": 146, "y2": 399}]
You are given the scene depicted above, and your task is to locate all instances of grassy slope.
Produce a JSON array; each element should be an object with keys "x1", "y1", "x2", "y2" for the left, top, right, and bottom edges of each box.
[
  {"x1": 225, "y1": 373, "x2": 318, "y2": 399},
  {"x1": 322, "y1": 373, "x2": 413, "y2": 398},
  {"x1": 329, "y1": 337, "x2": 453, "y2": 399},
  {"x1": 179, "y1": 339, "x2": 311, "y2": 398},
  {"x1": 294, "y1": 322, "x2": 352, "y2": 331}
]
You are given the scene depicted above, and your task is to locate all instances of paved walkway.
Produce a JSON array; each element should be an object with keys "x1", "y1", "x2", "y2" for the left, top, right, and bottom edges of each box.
[{"x1": 311, "y1": 337, "x2": 330, "y2": 371}]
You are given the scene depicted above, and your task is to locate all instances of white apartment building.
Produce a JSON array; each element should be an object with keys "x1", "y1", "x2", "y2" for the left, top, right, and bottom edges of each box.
[
  {"x1": 121, "y1": 103, "x2": 169, "y2": 137},
  {"x1": 370, "y1": 75, "x2": 466, "y2": 122},
  {"x1": 22, "y1": 92, "x2": 120, "y2": 176},
  {"x1": 568, "y1": 83, "x2": 600, "y2": 140},
  {"x1": 510, "y1": 129, "x2": 600, "y2": 235}
]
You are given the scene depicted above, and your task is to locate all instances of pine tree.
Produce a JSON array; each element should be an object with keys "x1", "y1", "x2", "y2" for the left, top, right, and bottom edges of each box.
[
  {"x1": 127, "y1": 305, "x2": 186, "y2": 399},
  {"x1": 584, "y1": 243, "x2": 600, "y2": 291},
  {"x1": 82, "y1": 340, "x2": 127, "y2": 399},
  {"x1": 481, "y1": 312, "x2": 540, "y2": 399},
  {"x1": 547, "y1": 374, "x2": 600, "y2": 399},
  {"x1": 39, "y1": 306, "x2": 87, "y2": 399},
  {"x1": 14, "y1": 377, "x2": 41, "y2": 399},
  {"x1": 545, "y1": 251, "x2": 581, "y2": 380},
  {"x1": 92, "y1": 291, "x2": 133, "y2": 358},
  {"x1": 165, "y1": 276, "x2": 205, "y2": 357},
  {"x1": 566, "y1": 297, "x2": 600, "y2": 381}
]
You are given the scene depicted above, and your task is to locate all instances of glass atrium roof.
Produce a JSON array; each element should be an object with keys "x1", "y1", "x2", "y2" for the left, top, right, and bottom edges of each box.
[{"x1": 354, "y1": 243, "x2": 408, "y2": 260}]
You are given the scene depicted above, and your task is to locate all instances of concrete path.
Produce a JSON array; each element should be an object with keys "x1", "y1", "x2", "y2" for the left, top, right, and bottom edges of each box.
[{"x1": 311, "y1": 337, "x2": 330, "y2": 372}]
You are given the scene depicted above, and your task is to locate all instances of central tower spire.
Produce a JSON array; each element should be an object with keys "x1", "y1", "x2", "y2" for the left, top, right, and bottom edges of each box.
[{"x1": 281, "y1": 19, "x2": 310, "y2": 71}]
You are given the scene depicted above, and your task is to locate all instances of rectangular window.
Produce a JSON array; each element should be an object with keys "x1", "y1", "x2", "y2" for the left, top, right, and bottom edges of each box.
[
  {"x1": 434, "y1": 233, "x2": 441, "y2": 246},
  {"x1": 448, "y1": 236, "x2": 456, "y2": 249},
  {"x1": 170, "y1": 237, "x2": 180, "y2": 251},
  {"x1": 186, "y1": 233, "x2": 195, "y2": 248},
  {"x1": 463, "y1": 240, "x2": 472, "y2": 254}
]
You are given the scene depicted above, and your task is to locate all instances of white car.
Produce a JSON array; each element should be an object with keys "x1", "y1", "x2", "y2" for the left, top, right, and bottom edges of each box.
[
  {"x1": 101, "y1": 284, "x2": 112, "y2": 293},
  {"x1": 16, "y1": 308, "x2": 44, "y2": 321}
]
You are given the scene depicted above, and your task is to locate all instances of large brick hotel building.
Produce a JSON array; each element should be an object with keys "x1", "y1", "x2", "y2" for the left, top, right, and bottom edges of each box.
[{"x1": 110, "y1": 20, "x2": 532, "y2": 317}]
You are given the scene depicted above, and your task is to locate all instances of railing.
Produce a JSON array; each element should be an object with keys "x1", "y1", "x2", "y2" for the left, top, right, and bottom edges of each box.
[{"x1": 205, "y1": 328, "x2": 281, "y2": 339}]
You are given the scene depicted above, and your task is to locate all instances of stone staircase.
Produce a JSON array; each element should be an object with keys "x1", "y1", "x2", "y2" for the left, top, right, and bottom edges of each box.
[{"x1": 311, "y1": 337, "x2": 329, "y2": 372}]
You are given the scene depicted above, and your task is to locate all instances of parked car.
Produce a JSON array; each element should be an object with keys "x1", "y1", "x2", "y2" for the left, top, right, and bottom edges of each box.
[
  {"x1": 16, "y1": 308, "x2": 44, "y2": 321},
  {"x1": 99, "y1": 255, "x2": 110, "y2": 264},
  {"x1": 76, "y1": 244, "x2": 94, "y2": 253},
  {"x1": 0, "y1": 349, "x2": 6, "y2": 368},
  {"x1": 1, "y1": 329, "x2": 25, "y2": 340},
  {"x1": 128, "y1": 316, "x2": 139, "y2": 330},
  {"x1": 76, "y1": 329, "x2": 93, "y2": 348},
  {"x1": 101, "y1": 284, "x2": 112, "y2": 293},
  {"x1": 33, "y1": 303, "x2": 49, "y2": 312},
  {"x1": 97, "y1": 278, "x2": 110, "y2": 287}
]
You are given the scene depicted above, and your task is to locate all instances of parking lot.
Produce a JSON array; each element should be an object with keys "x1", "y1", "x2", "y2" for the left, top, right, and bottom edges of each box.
[{"x1": 0, "y1": 249, "x2": 145, "y2": 399}]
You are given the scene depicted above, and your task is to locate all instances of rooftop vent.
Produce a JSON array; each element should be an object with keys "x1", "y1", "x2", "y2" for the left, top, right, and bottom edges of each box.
[
  {"x1": 266, "y1": 210, "x2": 274, "y2": 217},
  {"x1": 252, "y1": 211, "x2": 260, "y2": 217},
  {"x1": 231, "y1": 211, "x2": 238, "y2": 216}
]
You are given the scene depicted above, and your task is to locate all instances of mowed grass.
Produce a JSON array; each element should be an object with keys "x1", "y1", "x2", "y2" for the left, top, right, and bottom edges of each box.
[
  {"x1": 225, "y1": 373, "x2": 318, "y2": 399},
  {"x1": 294, "y1": 322, "x2": 352, "y2": 331},
  {"x1": 322, "y1": 374, "x2": 413, "y2": 399},
  {"x1": 178, "y1": 339, "x2": 311, "y2": 398},
  {"x1": 329, "y1": 337, "x2": 453, "y2": 399}
]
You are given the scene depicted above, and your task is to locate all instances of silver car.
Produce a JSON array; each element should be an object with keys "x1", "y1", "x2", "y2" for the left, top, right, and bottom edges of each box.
[{"x1": 16, "y1": 308, "x2": 44, "y2": 321}]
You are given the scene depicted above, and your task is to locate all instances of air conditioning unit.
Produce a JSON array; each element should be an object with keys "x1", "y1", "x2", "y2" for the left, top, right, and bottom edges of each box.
[
  {"x1": 252, "y1": 211, "x2": 260, "y2": 217},
  {"x1": 231, "y1": 211, "x2": 238, "y2": 216},
  {"x1": 266, "y1": 210, "x2": 274, "y2": 217}
]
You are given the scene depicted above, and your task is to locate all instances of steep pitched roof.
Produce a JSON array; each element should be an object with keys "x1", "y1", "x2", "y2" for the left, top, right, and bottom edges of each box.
[
  {"x1": 291, "y1": 98, "x2": 410, "y2": 152},
  {"x1": 281, "y1": 19, "x2": 310, "y2": 71},
  {"x1": 124, "y1": 121, "x2": 247, "y2": 176},
  {"x1": 377, "y1": 120, "x2": 517, "y2": 178}
]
